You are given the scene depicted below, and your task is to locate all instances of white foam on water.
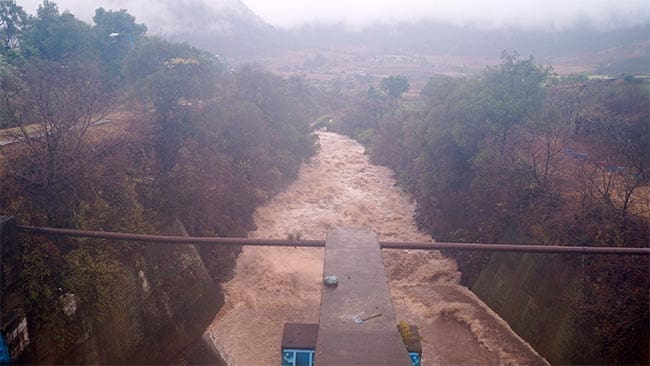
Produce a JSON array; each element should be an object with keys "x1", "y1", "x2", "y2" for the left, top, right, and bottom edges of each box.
[{"x1": 206, "y1": 131, "x2": 547, "y2": 365}]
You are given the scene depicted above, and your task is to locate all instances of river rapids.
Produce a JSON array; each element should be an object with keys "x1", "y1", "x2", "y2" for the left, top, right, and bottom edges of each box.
[{"x1": 206, "y1": 131, "x2": 547, "y2": 365}]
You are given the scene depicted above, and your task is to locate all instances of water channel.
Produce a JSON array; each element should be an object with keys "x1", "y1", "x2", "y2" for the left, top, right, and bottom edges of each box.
[{"x1": 206, "y1": 131, "x2": 547, "y2": 365}]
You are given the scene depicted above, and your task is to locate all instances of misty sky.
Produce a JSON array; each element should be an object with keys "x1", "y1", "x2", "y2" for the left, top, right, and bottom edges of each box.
[
  {"x1": 244, "y1": 0, "x2": 650, "y2": 29},
  {"x1": 19, "y1": 0, "x2": 650, "y2": 32}
]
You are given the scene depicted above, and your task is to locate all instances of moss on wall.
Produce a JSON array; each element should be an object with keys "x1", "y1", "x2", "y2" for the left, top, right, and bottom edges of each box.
[
  {"x1": 469, "y1": 253, "x2": 581, "y2": 365},
  {"x1": 18, "y1": 240, "x2": 228, "y2": 364}
]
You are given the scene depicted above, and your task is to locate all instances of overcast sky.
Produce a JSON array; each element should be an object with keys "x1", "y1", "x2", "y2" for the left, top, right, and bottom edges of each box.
[
  {"x1": 19, "y1": 0, "x2": 650, "y2": 31},
  {"x1": 244, "y1": 0, "x2": 650, "y2": 29}
]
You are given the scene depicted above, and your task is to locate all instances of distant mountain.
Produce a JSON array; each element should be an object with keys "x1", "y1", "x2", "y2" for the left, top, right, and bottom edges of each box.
[
  {"x1": 136, "y1": 0, "x2": 648, "y2": 74},
  {"x1": 269, "y1": 20, "x2": 649, "y2": 74},
  {"x1": 279, "y1": 20, "x2": 649, "y2": 59},
  {"x1": 105, "y1": 0, "x2": 275, "y2": 56},
  {"x1": 163, "y1": 0, "x2": 275, "y2": 56}
]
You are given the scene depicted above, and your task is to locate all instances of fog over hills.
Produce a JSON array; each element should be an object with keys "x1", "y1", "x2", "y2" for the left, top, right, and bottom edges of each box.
[
  {"x1": 20, "y1": 0, "x2": 650, "y2": 73},
  {"x1": 245, "y1": 0, "x2": 650, "y2": 31},
  {"x1": 21, "y1": 0, "x2": 274, "y2": 55},
  {"x1": 23, "y1": 0, "x2": 267, "y2": 34},
  {"x1": 23, "y1": 0, "x2": 649, "y2": 32},
  {"x1": 99, "y1": 0, "x2": 274, "y2": 55}
]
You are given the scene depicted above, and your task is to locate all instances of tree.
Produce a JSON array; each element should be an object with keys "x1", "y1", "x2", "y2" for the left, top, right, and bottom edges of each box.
[
  {"x1": 575, "y1": 81, "x2": 650, "y2": 226},
  {"x1": 123, "y1": 38, "x2": 221, "y2": 120},
  {"x1": 92, "y1": 7, "x2": 146, "y2": 42},
  {"x1": 380, "y1": 75, "x2": 409, "y2": 98},
  {"x1": 0, "y1": 56, "x2": 18, "y2": 128},
  {"x1": 21, "y1": 1, "x2": 95, "y2": 61},
  {"x1": 523, "y1": 76, "x2": 585, "y2": 190},
  {"x1": 92, "y1": 7, "x2": 146, "y2": 80},
  {"x1": 0, "y1": 1, "x2": 27, "y2": 50},
  {"x1": 122, "y1": 37, "x2": 223, "y2": 197},
  {"x1": 2, "y1": 57, "x2": 114, "y2": 224},
  {"x1": 480, "y1": 52, "x2": 548, "y2": 151},
  {"x1": 420, "y1": 74, "x2": 463, "y2": 107}
]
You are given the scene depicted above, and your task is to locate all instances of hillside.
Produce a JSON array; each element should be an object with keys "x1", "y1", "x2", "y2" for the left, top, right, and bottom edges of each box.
[{"x1": 161, "y1": 1, "x2": 649, "y2": 75}]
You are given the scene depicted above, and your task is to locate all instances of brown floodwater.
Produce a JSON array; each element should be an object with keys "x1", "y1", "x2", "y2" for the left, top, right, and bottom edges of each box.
[{"x1": 206, "y1": 131, "x2": 547, "y2": 366}]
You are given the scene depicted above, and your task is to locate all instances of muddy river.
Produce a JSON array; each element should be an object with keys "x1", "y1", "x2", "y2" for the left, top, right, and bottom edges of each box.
[{"x1": 206, "y1": 131, "x2": 547, "y2": 365}]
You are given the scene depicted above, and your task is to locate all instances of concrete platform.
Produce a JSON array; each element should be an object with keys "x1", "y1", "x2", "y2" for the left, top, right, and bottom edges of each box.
[
  {"x1": 315, "y1": 228, "x2": 411, "y2": 366},
  {"x1": 281, "y1": 323, "x2": 319, "y2": 350}
]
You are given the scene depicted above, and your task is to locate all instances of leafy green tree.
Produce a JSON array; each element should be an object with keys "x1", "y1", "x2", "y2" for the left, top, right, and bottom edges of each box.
[
  {"x1": 0, "y1": 1, "x2": 27, "y2": 50},
  {"x1": 21, "y1": 1, "x2": 95, "y2": 61},
  {"x1": 443, "y1": 53, "x2": 548, "y2": 157},
  {"x1": 362, "y1": 53, "x2": 550, "y2": 243},
  {"x1": 480, "y1": 52, "x2": 548, "y2": 149},
  {"x1": 218, "y1": 65, "x2": 317, "y2": 189},
  {"x1": 123, "y1": 37, "x2": 223, "y2": 193},
  {"x1": 92, "y1": 7, "x2": 146, "y2": 43},
  {"x1": 380, "y1": 75, "x2": 409, "y2": 98},
  {"x1": 0, "y1": 56, "x2": 18, "y2": 127},
  {"x1": 123, "y1": 38, "x2": 221, "y2": 118},
  {"x1": 92, "y1": 7, "x2": 146, "y2": 80},
  {"x1": 420, "y1": 74, "x2": 462, "y2": 106}
]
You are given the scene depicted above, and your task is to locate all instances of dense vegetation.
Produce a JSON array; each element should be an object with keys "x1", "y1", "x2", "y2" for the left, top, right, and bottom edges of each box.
[
  {"x1": 0, "y1": 1, "x2": 317, "y2": 357},
  {"x1": 336, "y1": 55, "x2": 649, "y2": 364}
]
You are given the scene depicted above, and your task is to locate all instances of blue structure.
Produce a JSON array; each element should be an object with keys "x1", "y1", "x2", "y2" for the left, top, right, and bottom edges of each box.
[
  {"x1": 409, "y1": 351, "x2": 421, "y2": 366},
  {"x1": 281, "y1": 324, "x2": 318, "y2": 366},
  {"x1": 280, "y1": 322, "x2": 422, "y2": 366},
  {"x1": 282, "y1": 348, "x2": 420, "y2": 366},
  {"x1": 0, "y1": 333, "x2": 10, "y2": 364},
  {"x1": 282, "y1": 348, "x2": 315, "y2": 366}
]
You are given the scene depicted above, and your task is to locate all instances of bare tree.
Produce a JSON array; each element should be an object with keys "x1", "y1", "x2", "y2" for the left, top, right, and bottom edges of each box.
[
  {"x1": 522, "y1": 81, "x2": 586, "y2": 190},
  {"x1": 3, "y1": 57, "x2": 114, "y2": 222},
  {"x1": 575, "y1": 82, "x2": 650, "y2": 225}
]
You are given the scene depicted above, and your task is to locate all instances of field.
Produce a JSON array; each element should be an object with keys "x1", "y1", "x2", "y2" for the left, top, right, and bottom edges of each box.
[{"x1": 248, "y1": 41, "x2": 650, "y2": 94}]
